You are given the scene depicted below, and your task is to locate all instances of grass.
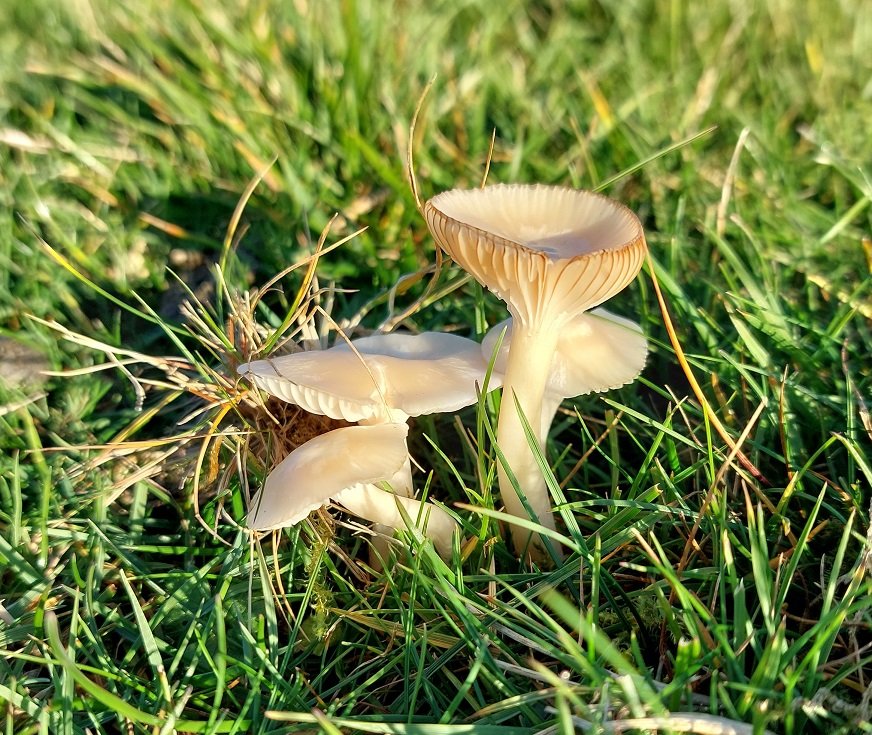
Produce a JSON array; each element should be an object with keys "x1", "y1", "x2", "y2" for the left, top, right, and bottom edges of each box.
[{"x1": 1, "y1": 0, "x2": 871, "y2": 732}]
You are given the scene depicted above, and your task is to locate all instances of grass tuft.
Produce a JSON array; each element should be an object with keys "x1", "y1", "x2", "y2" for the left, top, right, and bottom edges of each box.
[{"x1": 2, "y1": 0, "x2": 872, "y2": 733}]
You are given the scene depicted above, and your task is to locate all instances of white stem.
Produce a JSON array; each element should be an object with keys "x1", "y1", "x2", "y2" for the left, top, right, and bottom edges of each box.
[
  {"x1": 496, "y1": 324, "x2": 561, "y2": 559},
  {"x1": 335, "y1": 483, "x2": 458, "y2": 558},
  {"x1": 540, "y1": 394, "x2": 563, "y2": 440},
  {"x1": 367, "y1": 523, "x2": 394, "y2": 570},
  {"x1": 366, "y1": 439, "x2": 413, "y2": 568},
  {"x1": 352, "y1": 416, "x2": 439, "y2": 561}
]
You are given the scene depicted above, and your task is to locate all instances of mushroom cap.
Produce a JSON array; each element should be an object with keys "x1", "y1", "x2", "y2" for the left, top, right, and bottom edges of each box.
[
  {"x1": 239, "y1": 331, "x2": 499, "y2": 423},
  {"x1": 482, "y1": 308, "x2": 648, "y2": 400},
  {"x1": 424, "y1": 184, "x2": 647, "y2": 326},
  {"x1": 248, "y1": 423, "x2": 409, "y2": 531}
]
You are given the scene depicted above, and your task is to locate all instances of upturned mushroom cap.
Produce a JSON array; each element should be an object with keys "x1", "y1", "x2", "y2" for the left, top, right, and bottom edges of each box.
[
  {"x1": 424, "y1": 184, "x2": 647, "y2": 326},
  {"x1": 238, "y1": 331, "x2": 499, "y2": 423},
  {"x1": 248, "y1": 423, "x2": 409, "y2": 530},
  {"x1": 482, "y1": 309, "x2": 648, "y2": 401}
]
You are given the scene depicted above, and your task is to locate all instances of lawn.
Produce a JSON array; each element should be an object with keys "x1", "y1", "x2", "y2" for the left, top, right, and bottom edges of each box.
[{"x1": 1, "y1": 0, "x2": 871, "y2": 733}]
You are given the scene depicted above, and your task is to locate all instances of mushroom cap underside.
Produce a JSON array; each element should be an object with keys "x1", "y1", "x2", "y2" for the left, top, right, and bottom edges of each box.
[
  {"x1": 425, "y1": 184, "x2": 647, "y2": 324},
  {"x1": 248, "y1": 423, "x2": 410, "y2": 531}
]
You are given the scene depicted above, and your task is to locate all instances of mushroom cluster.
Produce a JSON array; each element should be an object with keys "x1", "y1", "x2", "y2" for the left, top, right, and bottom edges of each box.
[
  {"x1": 239, "y1": 332, "x2": 500, "y2": 559},
  {"x1": 241, "y1": 183, "x2": 647, "y2": 566},
  {"x1": 425, "y1": 184, "x2": 648, "y2": 559}
]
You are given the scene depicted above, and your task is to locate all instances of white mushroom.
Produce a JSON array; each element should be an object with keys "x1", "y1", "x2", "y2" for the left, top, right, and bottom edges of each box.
[
  {"x1": 239, "y1": 331, "x2": 500, "y2": 557},
  {"x1": 239, "y1": 331, "x2": 496, "y2": 427},
  {"x1": 248, "y1": 423, "x2": 457, "y2": 557},
  {"x1": 482, "y1": 309, "x2": 647, "y2": 438},
  {"x1": 425, "y1": 184, "x2": 647, "y2": 559}
]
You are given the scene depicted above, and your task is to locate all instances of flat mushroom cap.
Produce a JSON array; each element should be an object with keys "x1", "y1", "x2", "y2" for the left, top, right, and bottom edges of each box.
[
  {"x1": 239, "y1": 331, "x2": 499, "y2": 423},
  {"x1": 352, "y1": 331, "x2": 502, "y2": 415},
  {"x1": 425, "y1": 184, "x2": 647, "y2": 326},
  {"x1": 482, "y1": 308, "x2": 648, "y2": 399},
  {"x1": 248, "y1": 423, "x2": 409, "y2": 531}
]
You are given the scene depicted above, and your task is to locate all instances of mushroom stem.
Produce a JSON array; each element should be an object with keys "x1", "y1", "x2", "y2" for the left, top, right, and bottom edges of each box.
[
  {"x1": 495, "y1": 322, "x2": 561, "y2": 558},
  {"x1": 335, "y1": 484, "x2": 458, "y2": 558},
  {"x1": 540, "y1": 394, "x2": 564, "y2": 440},
  {"x1": 365, "y1": 449, "x2": 412, "y2": 568}
]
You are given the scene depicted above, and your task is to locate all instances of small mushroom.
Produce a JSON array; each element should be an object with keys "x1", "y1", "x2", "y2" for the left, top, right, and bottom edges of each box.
[
  {"x1": 425, "y1": 184, "x2": 647, "y2": 559},
  {"x1": 239, "y1": 331, "x2": 500, "y2": 557},
  {"x1": 482, "y1": 308, "x2": 647, "y2": 438},
  {"x1": 239, "y1": 331, "x2": 497, "y2": 427},
  {"x1": 249, "y1": 423, "x2": 457, "y2": 557}
]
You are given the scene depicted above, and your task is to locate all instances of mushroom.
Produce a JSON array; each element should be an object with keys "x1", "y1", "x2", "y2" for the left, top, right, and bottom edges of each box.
[
  {"x1": 425, "y1": 184, "x2": 647, "y2": 558},
  {"x1": 482, "y1": 308, "x2": 647, "y2": 439},
  {"x1": 239, "y1": 331, "x2": 496, "y2": 428},
  {"x1": 248, "y1": 423, "x2": 457, "y2": 557},
  {"x1": 239, "y1": 331, "x2": 500, "y2": 557}
]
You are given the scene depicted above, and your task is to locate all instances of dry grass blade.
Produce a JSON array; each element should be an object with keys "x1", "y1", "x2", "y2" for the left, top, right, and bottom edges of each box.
[
  {"x1": 675, "y1": 397, "x2": 774, "y2": 577},
  {"x1": 406, "y1": 73, "x2": 436, "y2": 213},
  {"x1": 480, "y1": 128, "x2": 496, "y2": 189},
  {"x1": 559, "y1": 410, "x2": 624, "y2": 490},
  {"x1": 374, "y1": 78, "x2": 451, "y2": 332},
  {"x1": 220, "y1": 155, "x2": 278, "y2": 274},
  {"x1": 253, "y1": 225, "x2": 364, "y2": 304},
  {"x1": 0, "y1": 392, "x2": 47, "y2": 419},
  {"x1": 717, "y1": 127, "x2": 751, "y2": 238},
  {"x1": 29, "y1": 317, "x2": 192, "y2": 373},
  {"x1": 257, "y1": 218, "x2": 364, "y2": 355},
  {"x1": 646, "y1": 252, "x2": 770, "y2": 486}
]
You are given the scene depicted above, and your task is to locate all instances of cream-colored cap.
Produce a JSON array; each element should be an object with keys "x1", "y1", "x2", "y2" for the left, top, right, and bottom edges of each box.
[
  {"x1": 248, "y1": 423, "x2": 409, "y2": 530},
  {"x1": 425, "y1": 184, "x2": 647, "y2": 325},
  {"x1": 239, "y1": 331, "x2": 499, "y2": 423},
  {"x1": 249, "y1": 423, "x2": 458, "y2": 555}
]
